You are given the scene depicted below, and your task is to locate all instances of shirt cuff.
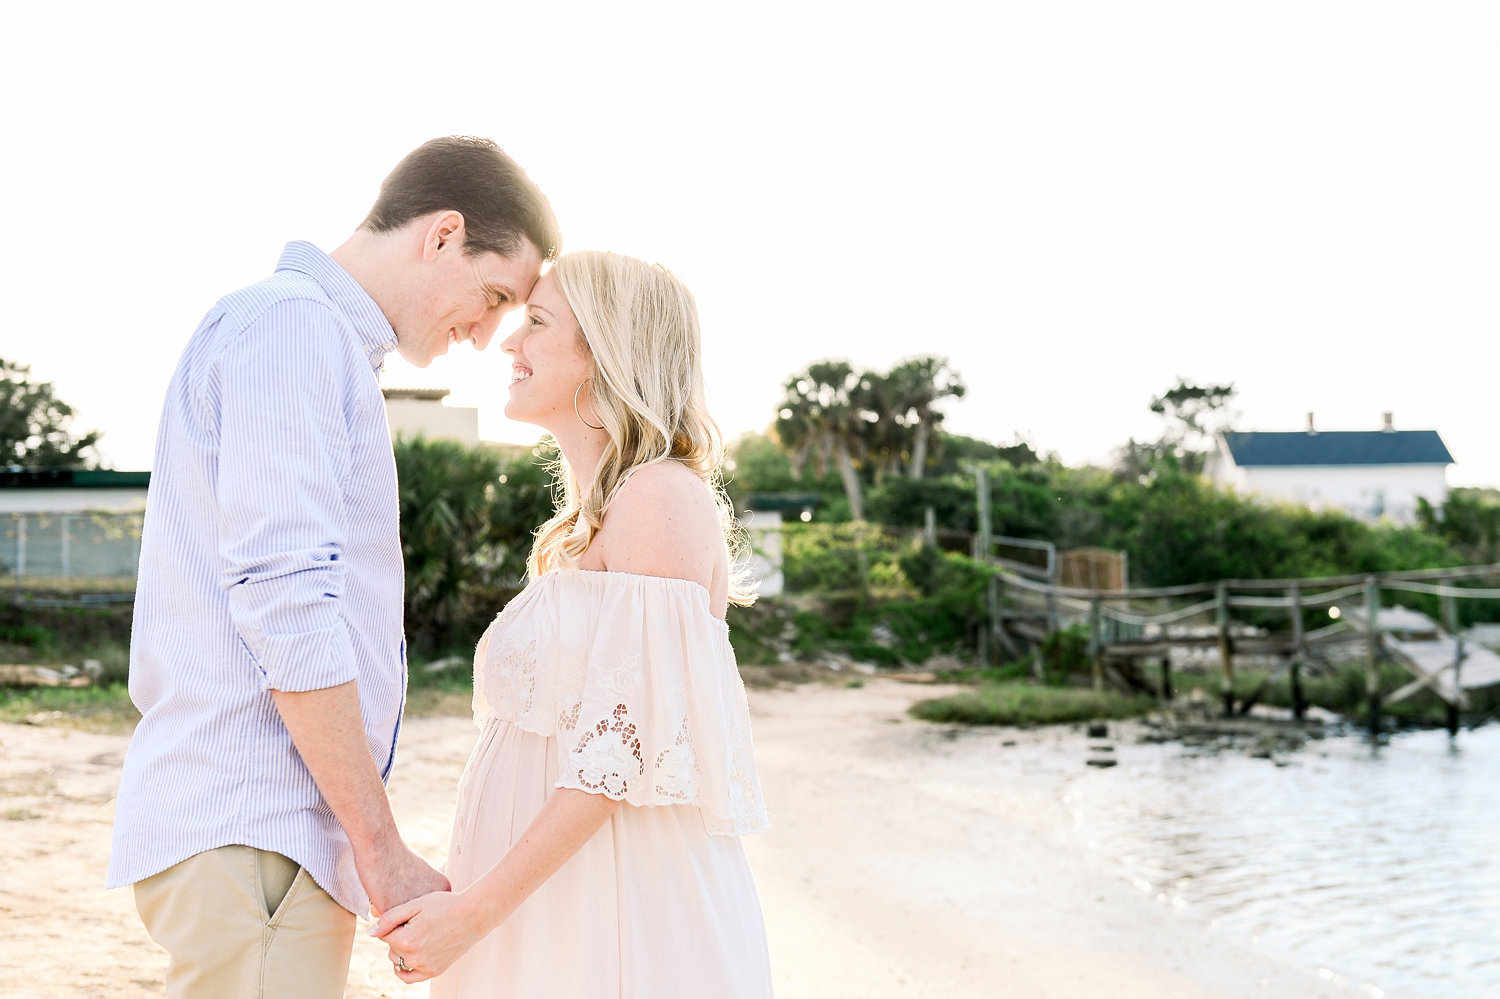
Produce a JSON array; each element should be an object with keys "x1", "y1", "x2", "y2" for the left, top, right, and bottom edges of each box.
[{"x1": 254, "y1": 624, "x2": 360, "y2": 693}]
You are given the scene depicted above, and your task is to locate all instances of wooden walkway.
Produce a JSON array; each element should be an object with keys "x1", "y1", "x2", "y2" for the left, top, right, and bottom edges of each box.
[
  {"x1": 983, "y1": 560, "x2": 1500, "y2": 735},
  {"x1": 1384, "y1": 635, "x2": 1500, "y2": 704}
]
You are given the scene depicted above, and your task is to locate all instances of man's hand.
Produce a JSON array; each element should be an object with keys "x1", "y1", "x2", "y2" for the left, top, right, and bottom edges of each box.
[
  {"x1": 356, "y1": 835, "x2": 450, "y2": 917},
  {"x1": 270, "y1": 681, "x2": 441, "y2": 915}
]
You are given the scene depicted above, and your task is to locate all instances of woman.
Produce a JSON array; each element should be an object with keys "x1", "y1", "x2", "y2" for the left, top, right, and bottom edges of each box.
[{"x1": 371, "y1": 251, "x2": 773, "y2": 997}]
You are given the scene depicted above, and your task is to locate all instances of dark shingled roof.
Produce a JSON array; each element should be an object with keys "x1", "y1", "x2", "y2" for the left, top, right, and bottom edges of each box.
[
  {"x1": 0, "y1": 469, "x2": 151, "y2": 488},
  {"x1": 1221, "y1": 431, "x2": 1454, "y2": 467}
]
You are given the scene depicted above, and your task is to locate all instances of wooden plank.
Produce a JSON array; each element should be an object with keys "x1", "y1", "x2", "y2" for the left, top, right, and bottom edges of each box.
[{"x1": 1387, "y1": 637, "x2": 1500, "y2": 696}]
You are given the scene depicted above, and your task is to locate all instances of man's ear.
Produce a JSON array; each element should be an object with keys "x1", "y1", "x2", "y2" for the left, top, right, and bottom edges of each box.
[{"x1": 421, "y1": 210, "x2": 466, "y2": 261}]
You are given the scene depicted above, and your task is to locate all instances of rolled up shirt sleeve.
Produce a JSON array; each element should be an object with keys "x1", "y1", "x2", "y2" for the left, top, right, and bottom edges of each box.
[{"x1": 213, "y1": 299, "x2": 361, "y2": 693}]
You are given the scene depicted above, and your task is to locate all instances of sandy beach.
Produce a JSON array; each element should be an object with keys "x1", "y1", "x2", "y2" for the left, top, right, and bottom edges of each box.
[{"x1": 1, "y1": 678, "x2": 1347, "y2": 998}]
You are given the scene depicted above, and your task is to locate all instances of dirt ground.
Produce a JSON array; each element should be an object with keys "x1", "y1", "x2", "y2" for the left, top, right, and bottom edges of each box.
[{"x1": 1, "y1": 678, "x2": 1347, "y2": 998}]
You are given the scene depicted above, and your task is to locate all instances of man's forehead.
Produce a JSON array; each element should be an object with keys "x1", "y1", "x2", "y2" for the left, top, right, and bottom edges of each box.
[{"x1": 478, "y1": 248, "x2": 543, "y2": 298}]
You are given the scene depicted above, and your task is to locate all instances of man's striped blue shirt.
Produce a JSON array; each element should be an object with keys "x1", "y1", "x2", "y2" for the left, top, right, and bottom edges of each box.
[{"x1": 108, "y1": 242, "x2": 407, "y2": 915}]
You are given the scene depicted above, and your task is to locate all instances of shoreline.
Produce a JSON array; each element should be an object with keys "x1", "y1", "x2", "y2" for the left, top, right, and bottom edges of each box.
[{"x1": 1, "y1": 679, "x2": 1347, "y2": 998}]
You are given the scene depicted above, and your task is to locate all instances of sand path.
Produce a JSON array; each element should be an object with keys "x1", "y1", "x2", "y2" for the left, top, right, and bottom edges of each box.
[{"x1": 1, "y1": 679, "x2": 1344, "y2": 998}]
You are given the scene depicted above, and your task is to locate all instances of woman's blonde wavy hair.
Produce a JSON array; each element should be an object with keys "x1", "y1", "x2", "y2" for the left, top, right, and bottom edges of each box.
[{"x1": 526, "y1": 250, "x2": 755, "y2": 606}]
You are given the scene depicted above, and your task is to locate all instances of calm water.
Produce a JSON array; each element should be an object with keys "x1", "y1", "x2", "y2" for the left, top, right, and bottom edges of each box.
[{"x1": 1041, "y1": 723, "x2": 1500, "y2": 998}]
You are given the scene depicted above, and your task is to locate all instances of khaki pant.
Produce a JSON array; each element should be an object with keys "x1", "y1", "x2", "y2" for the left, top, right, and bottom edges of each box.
[{"x1": 134, "y1": 845, "x2": 355, "y2": 999}]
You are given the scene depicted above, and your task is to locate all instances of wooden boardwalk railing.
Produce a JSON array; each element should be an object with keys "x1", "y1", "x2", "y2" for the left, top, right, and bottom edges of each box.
[{"x1": 986, "y1": 561, "x2": 1500, "y2": 736}]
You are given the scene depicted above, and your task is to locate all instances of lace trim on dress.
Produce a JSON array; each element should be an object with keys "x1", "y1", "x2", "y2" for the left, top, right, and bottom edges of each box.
[{"x1": 471, "y1": 570, "x2": 769, "y2": 837}]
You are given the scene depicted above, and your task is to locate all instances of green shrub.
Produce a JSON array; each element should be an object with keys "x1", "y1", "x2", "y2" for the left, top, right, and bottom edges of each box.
[
  {"x1": 0, "y1": 623, "x2": 56, "y2": 651},
  {"x1": 878, "y1": 550, "x2": 995, "y2": 662},
  {"x1": 395, "y1": 437, "x2": 554, "y2": 655},
  {"x1": 724, "y1": 599, "x2": 793, "y2": 667},
  {"x1": 780, "y1": 523, "x2": 914, "y2": 594},
  {"x1": 1038, "y1": 625, "x2": 1091, "y2": 685}
]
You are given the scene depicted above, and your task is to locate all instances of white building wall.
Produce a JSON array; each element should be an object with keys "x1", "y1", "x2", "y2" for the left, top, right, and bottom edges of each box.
[
  {"x1": 0, "y1": 488, "x2": 147, "y2": 513},
  {"x1": 384, "y1": 398, "x2": 481, "y2": 447},
  {"x1": 741, "y1": 510, "x2": 785, "y2": 597},
  {"x1": 1225, "y1": 464, "x2": 1447, "y2": 523}
]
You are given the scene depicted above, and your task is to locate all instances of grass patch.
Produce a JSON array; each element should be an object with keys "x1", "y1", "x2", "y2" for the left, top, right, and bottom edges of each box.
[
  {"x1": 912, "y1": 682, "x2": 1155, "y2": 726},
  {"x1": 403, "y1": 660, "x2": 476, "y2": 718},
  {"x1": 0, "y1": 683, "x2": 140, "y2": 734}
]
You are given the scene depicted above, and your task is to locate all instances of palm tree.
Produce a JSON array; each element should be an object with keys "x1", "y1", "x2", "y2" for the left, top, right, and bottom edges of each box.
[
  {"x1": 850, "y1": 370, "x2": 907, "y2": 483},
  {"x1": 883, "y1": 356, "x2": 966, "y2": 479},
  {"x1": 774, "y1": 360, "x2": 868, "y2": 520}
]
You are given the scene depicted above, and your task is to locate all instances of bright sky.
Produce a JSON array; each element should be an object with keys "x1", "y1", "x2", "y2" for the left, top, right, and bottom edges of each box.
[{"x1": 4, "y1": 1, "x2": 1497, "y2": 486}]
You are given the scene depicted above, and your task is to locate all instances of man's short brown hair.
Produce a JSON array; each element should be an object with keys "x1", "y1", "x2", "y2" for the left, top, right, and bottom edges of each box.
[{"x1": 363, "y1": 136, "x2": 560, "y2": 262}]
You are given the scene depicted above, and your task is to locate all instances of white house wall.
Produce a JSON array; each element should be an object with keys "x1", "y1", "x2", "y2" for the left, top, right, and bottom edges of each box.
[
  {"x1": 0, "y1": 488, "x2": 148, "y2": 514},
  {"x1": 741, "y1": 510, "x2": 785, "y2": 597},
  {"x1": 384, "y1": 398, "x2": 480, "y2": 447},
  {"x1": 1222, "y1": 464, "x2": 1447, "y2": 523}
]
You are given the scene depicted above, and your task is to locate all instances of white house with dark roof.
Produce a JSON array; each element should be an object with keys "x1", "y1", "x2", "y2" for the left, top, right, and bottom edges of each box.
[{"x1": 1205, "y1": 413, "x2": 1453, "y2": 524}]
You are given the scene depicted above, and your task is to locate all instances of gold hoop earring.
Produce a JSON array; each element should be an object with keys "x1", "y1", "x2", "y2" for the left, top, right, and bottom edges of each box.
[{"x1": 574, "y1": 381, "x2": 605, "y2": 431}]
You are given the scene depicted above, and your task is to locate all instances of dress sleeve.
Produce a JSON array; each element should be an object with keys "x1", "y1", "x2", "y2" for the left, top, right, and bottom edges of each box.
[{"x1": 474, "y1": 573, "x2": 769, "y2": 836}]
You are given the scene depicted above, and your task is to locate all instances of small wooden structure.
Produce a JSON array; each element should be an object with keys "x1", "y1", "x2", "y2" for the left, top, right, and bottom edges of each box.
[{"x1": 1057, "y1": 547, "x2": 1128, "y2": 591}]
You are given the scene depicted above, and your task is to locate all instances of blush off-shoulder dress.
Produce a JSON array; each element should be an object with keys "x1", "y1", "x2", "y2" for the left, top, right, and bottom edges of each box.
[{"x1": 430, "y1": 569, "x2": 773, "y2": 999}]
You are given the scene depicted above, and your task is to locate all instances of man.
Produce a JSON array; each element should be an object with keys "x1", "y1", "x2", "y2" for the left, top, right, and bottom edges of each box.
[{"x1": 108, "y1": 136, "x2": 560, "y2": 998}]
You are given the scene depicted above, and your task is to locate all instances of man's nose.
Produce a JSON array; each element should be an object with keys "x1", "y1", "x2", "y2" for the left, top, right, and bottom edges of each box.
[{"x1": 471, "y1": 316, "x2": 501, "y2": 351}]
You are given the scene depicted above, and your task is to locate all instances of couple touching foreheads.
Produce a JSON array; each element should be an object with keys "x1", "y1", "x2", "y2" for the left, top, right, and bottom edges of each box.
[{"x1": 109, "y1": 137, "x2": 772, "y2": 998}]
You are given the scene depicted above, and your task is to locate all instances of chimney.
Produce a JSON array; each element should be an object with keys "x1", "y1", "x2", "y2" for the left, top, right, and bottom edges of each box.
[
  {"x1": 1306, "y1": 412, "x2": 1316, "y2": 435},
  {"x1": 1382, "y1": 412, "x2": 1394, "y2": 432}
]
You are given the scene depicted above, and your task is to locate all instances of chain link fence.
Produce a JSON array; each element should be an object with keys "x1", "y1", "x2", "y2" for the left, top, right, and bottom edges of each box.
[{"x1": 0, "y1": 511, "x2": 144, "y2": 583}]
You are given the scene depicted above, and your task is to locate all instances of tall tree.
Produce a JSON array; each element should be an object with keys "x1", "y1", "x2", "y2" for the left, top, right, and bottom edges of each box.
[
  {"x1": 0, "y1": 357, "x2": 102, "y2": 468},
  {"x1": 1119, "y1": 378, "x2": 1237, "y2": 479},
  {"x1": 774, "y1": 360, "x2": 868, "y2": 519},
  {"x1": 883, "y1": 356, "x2": 966, "y2": 479},
  {"x1": 850, "y1": 369, "x2": 903, "y2": 482},
  {"x1": 1149, "y1": 378, "x2": 1237, "y2": 452}
]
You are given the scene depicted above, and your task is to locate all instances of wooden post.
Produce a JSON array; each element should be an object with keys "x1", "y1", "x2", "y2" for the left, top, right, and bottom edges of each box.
[
  {"x1": 1449, "y1": 630, "x2": 1465, "y2": 737},
  {"x1": 973, "y1": 466, "x2": 992, "y2": 563},
  {"x1": 1089, "y1": 596, "x2": 1104, "y2": 691},
  {"x1": 1216, "y1": 582, "x2": 1234, "y2": 716},
  {"x1": 988, "y1": 575, "x2": 1019, "y2": 663},
  {"x1": 923, "y1": 506, "x2": 937, "y2": 549},
  {"x1": 1158, "y1": 595, "x2": 1173, "y2": 702},
  {"x1": 1442, "y1": 587, "x2": 1461, "y2": 737},
  {"x1": 1289, "y1": 583, "x2": 1306, "y2": 721},
  {"x1": 1364, "y1": 576, "x2": 1382, "y2": 738},
  {"x1": 976, "y1": 608, "x2": 989, "y2": 667}
]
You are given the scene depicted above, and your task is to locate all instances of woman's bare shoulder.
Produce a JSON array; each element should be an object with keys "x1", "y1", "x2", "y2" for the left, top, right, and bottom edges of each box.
[{"x1": 598, "y1": 462, "x2": 723, "y2": 584}]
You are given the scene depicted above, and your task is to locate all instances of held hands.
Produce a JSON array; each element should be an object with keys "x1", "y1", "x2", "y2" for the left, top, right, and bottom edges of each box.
[
  {"x1": 356, "y1": 837, "x2": 450, "y2": 918},
  {"x1": 370, "y1": 889, "x2": 485, "y2": 984}
]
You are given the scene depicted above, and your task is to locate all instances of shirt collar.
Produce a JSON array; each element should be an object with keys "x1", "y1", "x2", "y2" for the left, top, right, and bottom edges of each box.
[{"x1": 275, "y1": 241, "x2": 397, "y2": 371}]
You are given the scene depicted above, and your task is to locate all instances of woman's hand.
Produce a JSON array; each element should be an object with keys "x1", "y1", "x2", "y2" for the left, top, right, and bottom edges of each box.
[
  {"x1": 371, "y1": 788, "x2": 620, "y2": 982},
  {"x1": 369, "y1": 889, "x2": 485, "y2": 984}
]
